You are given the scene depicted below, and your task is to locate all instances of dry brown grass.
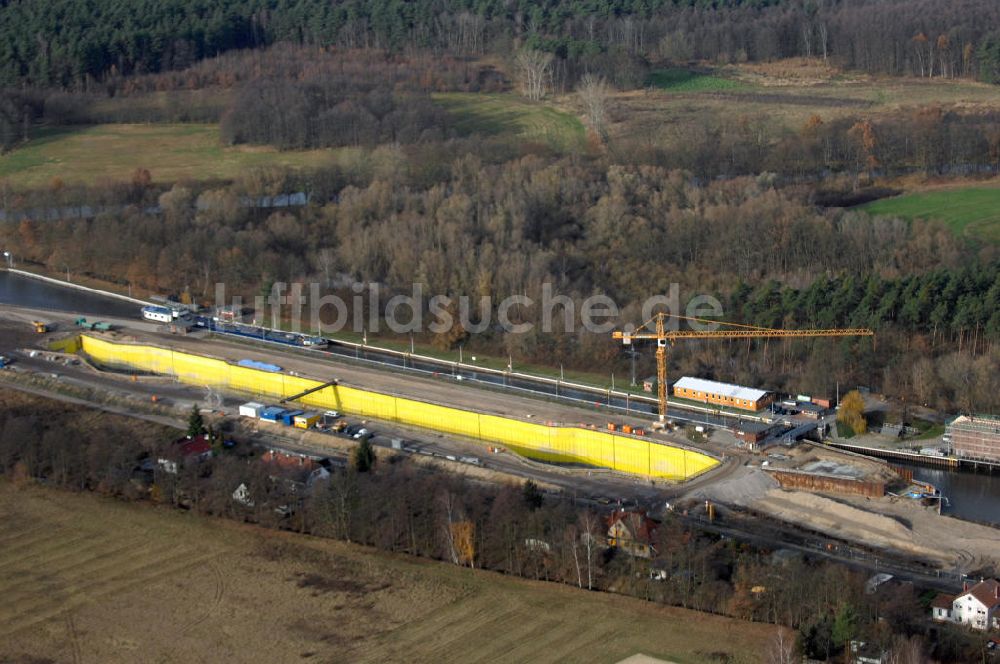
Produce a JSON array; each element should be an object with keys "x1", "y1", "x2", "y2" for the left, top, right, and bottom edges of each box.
[
  {"x1": 604, "y1": 59, "x2": 1000, "y2": 146},
  {"x1": 0, "y1": 481, "x2": 778, "y2": 663}
]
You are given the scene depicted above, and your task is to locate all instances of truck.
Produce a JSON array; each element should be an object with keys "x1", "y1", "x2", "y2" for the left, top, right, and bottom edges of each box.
[
  {"x1": 75, "y1": 318, "x2": 114, "y2": 331},
  {"x1": 31, "y1": 320, "x2": 51, "y2": 334}
]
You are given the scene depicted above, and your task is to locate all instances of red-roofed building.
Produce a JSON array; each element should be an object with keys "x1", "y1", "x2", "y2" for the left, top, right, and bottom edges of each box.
[
  {"x1": 606, "y1": 509, "x2": 659, "y2": 559},
  {"x1": 261, "y1": 449, "x2": 320, "y2": 473},
  {"x1": 930, "y1": 593, "x2": 955, "y2": 622},
  {"x1": 933, "y1": 579, "x2": 1000, "y2": 631},
  {"x1": 157, "y1": 435, "x2": 213, "y2": 474},
  {"x1": 259, "y1": 449, "x2": 331, "y2": 488}
]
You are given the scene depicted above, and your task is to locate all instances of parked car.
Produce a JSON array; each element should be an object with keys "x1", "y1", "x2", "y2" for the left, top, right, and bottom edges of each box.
[{"x1": 352, "y1": 427, "x2": 370, "y2": 439}]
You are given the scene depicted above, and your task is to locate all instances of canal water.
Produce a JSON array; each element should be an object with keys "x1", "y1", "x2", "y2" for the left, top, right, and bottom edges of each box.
[
  {"x1": 890, "y1": 459, "x2": 1000, "y2": 527},
  {"x1": 0, "y1": 270, "x2": 138, "y2": 318}
]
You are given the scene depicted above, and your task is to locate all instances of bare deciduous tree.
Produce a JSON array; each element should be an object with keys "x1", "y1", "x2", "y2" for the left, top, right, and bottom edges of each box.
[
  {"x1": 515, "y1": 49, "x2": 553, "y2": 101},
  {"x1": 767, "y1": 628, "x2": 796, "y2": 664},
  {"x1": 578, "y1": 510, "x2": 601, "y2": 590},
  {"x1": 577, "y1": 73, "x2": 610, "y2": 139}
]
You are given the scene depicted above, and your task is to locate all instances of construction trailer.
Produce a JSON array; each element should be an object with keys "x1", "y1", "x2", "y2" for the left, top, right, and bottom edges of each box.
[
  {"x1": 293, "y1": 412, "x2": 321, "y2": 429},
  {"x1": 239, "y1": 402, "x2": 265, "y2": 418}
]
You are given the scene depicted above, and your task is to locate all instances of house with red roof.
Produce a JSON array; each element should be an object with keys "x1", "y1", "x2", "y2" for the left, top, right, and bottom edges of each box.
[
  {"x1": 157, "y1": 435, "x2": 213, "y2": 474},
  {"x1": 606, "y1": 509, "x2": 659, "y2": 559},
  {"x1": 931, "y1": 579, "x2": 1000, "y2": 631}
]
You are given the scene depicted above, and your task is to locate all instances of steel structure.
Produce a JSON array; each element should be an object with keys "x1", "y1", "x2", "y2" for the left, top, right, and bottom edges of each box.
[{"x1": 613, "y1": 313, "x2": 874, "y2": 422}]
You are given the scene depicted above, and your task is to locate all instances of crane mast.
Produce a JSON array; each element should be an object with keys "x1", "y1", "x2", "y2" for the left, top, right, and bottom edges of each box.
[{"x1": 613, "y1": 313, "x2": 874, "y2": 423}]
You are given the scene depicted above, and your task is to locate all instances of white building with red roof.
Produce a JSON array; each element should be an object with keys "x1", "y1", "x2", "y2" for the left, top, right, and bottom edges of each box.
[{"x1": 933, "y1": 579, "x2": 1000, "y2": 631}]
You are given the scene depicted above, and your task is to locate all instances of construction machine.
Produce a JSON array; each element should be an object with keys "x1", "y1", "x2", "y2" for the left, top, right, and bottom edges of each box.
[{"x1": 612, "y1": 312, "x2": 874, "y2": 424}]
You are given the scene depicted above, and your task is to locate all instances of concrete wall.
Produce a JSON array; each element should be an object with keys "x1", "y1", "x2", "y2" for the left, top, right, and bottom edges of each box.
[{"x1": 79, "y1": 335, "x2": 718, "y2": 481}]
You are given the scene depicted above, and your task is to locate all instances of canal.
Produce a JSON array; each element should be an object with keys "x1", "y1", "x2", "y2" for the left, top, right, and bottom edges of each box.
[
  {"x1": 891, "y1": 459, "x2": 1000, "y2": 526},
  {"x1": 0, "y1": 270, "x2": 138, "y2": 318}
]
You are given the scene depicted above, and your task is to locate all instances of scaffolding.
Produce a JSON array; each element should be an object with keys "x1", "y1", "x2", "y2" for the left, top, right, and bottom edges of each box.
[{"x1": 947, "y1": 414, "x2": 1000, "y2": 462}]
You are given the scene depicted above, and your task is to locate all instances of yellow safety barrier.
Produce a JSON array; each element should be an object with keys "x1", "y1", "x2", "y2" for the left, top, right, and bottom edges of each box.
[
  {"x1": 47, "y1": 336, "x2": 82, "y2": 354},
  {"x1": 79, "y1": 335, "x2": 718, "y2": 480}
]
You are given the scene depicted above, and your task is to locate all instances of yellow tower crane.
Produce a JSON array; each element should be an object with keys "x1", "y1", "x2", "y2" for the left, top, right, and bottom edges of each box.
[{"x1": 612, "y1": 313, "x2": 874, "y2": 423}]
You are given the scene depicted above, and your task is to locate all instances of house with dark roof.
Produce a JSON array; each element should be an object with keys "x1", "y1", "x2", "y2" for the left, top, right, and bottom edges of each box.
[
  {"x1": 606, "y1": 509, "x2": 659, "y2": 559},
  {"x1": 932, "y1": 579, "x2": 1000, "y2": 631}
]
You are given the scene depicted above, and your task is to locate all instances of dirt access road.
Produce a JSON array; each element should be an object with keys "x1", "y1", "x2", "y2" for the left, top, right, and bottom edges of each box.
[{"x1": 0, "y1": 482, "x2": 778, "y2": 664}]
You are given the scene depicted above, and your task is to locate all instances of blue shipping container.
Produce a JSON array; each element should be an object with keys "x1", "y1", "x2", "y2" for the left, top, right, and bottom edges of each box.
[
  {"x1": 281, "y1": 410, "x2": 303, "y2": 426},
  {"x1": 260, "y1": 406, "x2": 287, "y2": 422}
]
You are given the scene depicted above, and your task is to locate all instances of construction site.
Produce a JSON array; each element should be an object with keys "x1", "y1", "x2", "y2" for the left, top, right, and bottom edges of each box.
[{"x1": 1, "y1": 296, "x2": 998, "y2": 581}]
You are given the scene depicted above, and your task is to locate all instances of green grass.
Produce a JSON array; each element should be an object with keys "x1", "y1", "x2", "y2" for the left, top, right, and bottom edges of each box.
[
  {"x1": 648, "y1": 68, "x2": 746, "y2": 92},
  {"x1": 911, "y1": 421, "x2": 946, "y2": 441},
  {"x1": 432, "y1": 93, "x2": 586, "y2": 151},
  {"x1": 861, "y1": 187, "x2": 1000, "y2": 243},
  {"x1": 0, "y1": 123, "x2": 344, "y2": 188}
]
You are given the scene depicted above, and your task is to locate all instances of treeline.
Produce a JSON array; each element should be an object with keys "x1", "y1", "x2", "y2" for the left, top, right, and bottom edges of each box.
[
  {"x1": 0, "y1": 392, "x2": 983, "y2": 662},
  {"x1": 3, "y1": 156, "x2": 998, "y2": 410},
  {"x1": 3, "y1": 0, "x2": 1000, "y2": 88},
  {"x1": 622, "y1": 105, "x2": 1000, "y2": 181},
  {"x1": 220, "y1": 83, "x2": 451, "y2": 149},
  {"x1": 0, "y1": 47, "x2": 503, "y2": 151}
]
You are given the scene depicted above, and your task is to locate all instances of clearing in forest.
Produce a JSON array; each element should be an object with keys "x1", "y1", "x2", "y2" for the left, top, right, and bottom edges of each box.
[
  {"x1": 0, "y1": 123, "x2": 339, "y2": 188},
  {"x1": 861, "y1": 186, "x2": 1000, "y2": 243},
  {"x1": 433, "y1": 92, "x2": 587, "y2": 150}
]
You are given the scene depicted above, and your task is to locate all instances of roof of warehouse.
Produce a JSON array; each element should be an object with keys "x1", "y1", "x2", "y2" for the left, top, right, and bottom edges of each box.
[{"x1": 673, "y1": 376, "x2": 769, "y2": 402}]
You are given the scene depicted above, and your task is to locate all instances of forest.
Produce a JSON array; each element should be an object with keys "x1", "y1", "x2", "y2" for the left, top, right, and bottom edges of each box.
[
  {"x1": 3, "y1": 152, "x2": 998, "y2": 412},
  {"x1": 0, "y1": 395, "x2": 988, "y2": 662},
  {"x1": 3, "y1": 0, "x2": 1000, "y2": 88},
  {"x1": 1, "y1": 2, "x2": 999, "y2": 415}
]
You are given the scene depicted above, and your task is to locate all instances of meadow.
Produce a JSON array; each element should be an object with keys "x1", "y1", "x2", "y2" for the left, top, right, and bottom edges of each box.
[
  {"x1": 0, "y1": 123, "x2": 340, "y2": 188},
  {"x1": 433, "y1": 92, "x2": 587, "y2": 151},
  {"x1": 861, "y1": 187, "x2": 1000, "y2": 243},
  {"x1": 0, "y1": 478, "x2": 778, "y2": 663}
]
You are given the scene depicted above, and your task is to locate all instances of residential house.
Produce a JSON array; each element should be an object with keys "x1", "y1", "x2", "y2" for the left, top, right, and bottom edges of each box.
[
  {"x1": 850, "y1": 640, "x2": 888, "y2": 664},
  {"x1": 931, "y1": 593, "x2": 955, "y2": 622},
  {"x1": 157, "y1": 435, "x2": 212, "y2": 474},
  {"x1": 260, "y1": 449, "x2": 331, "y2": 489},
  {"x1": 932, "y1": 579, "x2": 1000, "y2": 631},
  {"x1": 606, "y1": 509, "x2": 659, "y2": 559}
]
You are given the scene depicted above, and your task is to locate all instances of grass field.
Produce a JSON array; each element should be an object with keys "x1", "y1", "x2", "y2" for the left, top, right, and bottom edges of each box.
[
  {"x1": 433, "y1": 93, "x2": 586, "y2": 151},
  {"x1": 617, "y1": 61, "x2": 1000, "y2": 154},
  {"x1": 648, "y1": 69, "x2": 746, "y2": 92},
  {"x1": 861, "y1": 187, "x2": 1000, "y2": 243},
  {"x1": 0, "y1": 479, "x2": 777, "y2": 663},
  {"x1": 0, "y1": 124, "x2": 341, "y2": 188}
]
